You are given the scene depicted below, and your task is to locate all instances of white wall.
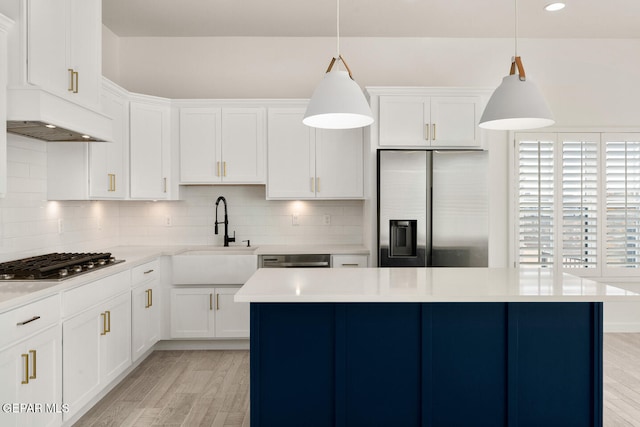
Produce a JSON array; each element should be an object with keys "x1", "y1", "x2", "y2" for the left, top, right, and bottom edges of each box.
[
  {"x1": 0, "y1": 135, "x2": 120, "y2": 262},
  {"x1": 109, "y1": 36, "x2": 640, "y2": 127}
]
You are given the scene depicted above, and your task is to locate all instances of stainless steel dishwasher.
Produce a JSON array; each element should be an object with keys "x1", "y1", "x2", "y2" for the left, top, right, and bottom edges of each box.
[{"x1": 259, "y1": 254, "x2": 331, "y2": 268}]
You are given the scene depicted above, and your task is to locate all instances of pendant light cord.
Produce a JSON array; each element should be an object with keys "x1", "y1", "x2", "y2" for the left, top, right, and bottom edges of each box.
[
  {"x1": 336, "y1": 0, "x2": 340, "y2": 58},
  {"x1": 514, "y1": 0, "x2": 518, "y2": 57}
]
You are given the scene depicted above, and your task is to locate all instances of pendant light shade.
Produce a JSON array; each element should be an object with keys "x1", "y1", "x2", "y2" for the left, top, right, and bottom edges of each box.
[
  {"x1": 479, "y1": 68, "x2": 555, "y2": 130},
  {"x1": 303, "y1": 0, "x2": 373, "y2": 130},
  {"x1": 303, "y1": 65, "x2": 374, "y2": 130},
  {"x1": 479, "y1": 0, "x2": 555, "y2": 131}
]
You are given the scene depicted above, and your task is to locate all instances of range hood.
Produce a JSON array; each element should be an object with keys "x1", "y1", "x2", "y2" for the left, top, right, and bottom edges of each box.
[{"x1": 6, "y1": 86, "x2": 113, "y2": 142}]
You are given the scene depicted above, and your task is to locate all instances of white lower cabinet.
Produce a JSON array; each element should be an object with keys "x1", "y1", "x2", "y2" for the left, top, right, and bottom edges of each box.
[
  {"x1": 62, "y1": 291, "x2": 131, "y2": 421},
  {"x1": 0, "y1": 325, "x2": 62, "y2": 427},
  {"x1": 131, "y1": 261, "x2": 161, "y2": 362},
  {"x1": 171, "y1": 286, "x2": 249, "y2": 339},
  {"x1": 331, "y1": 254, "x2": 369, "y2": 268}
]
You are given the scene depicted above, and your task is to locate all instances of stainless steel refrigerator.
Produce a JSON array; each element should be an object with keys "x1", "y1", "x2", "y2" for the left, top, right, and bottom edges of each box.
[{"x1": 377, "y1": 150, "x2": 488, "y2": 267}]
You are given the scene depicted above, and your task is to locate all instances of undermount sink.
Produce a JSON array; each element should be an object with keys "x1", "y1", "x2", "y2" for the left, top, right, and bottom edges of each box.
[{"x1": 181, "y1": 247, "x2": 257, "y2": 256}]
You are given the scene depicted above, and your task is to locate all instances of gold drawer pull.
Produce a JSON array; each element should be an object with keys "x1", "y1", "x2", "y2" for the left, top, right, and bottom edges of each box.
[
  {"x1": 73, "y1": 70, "x2": 79, "y2": 93},
  {"x1": 143, "y1": 269, "x2": 154, "y2": 274},
  {"x1": 217, "y1": 161, "x2": 220, "y2": 177},
  {"x1": 21, "y1": 353, "x2": 29, "y2": 384},
  {"x1": 105, "y1": 310, "x2": 111, "y2": 333},
  {"x1": 223, "y1": 161, "x2": 227, "y2": 177},
  {"x1": 210, "y1": 293, "x2": 213, "y2": 310},
  {"x1": 68, "y1": 69, "x2": 74, "y2": 92},
  {"x1": 100, "y1": 313, "x2": 107, "y2": 335},
  {"x1": 216, "y1": 293, "x2": 220, "y2": 310},
  {"x1": 29, "y1": 350, "x2": 36, "y2": 380},
  {"x1": 432, "y1": 123, "x2": 436, "y2": 141},
  {"x1": 149, "y1": 289, "x2": 153, "y2": 307}
]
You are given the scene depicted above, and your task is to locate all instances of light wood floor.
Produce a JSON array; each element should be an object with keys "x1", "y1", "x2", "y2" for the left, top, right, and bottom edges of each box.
[{"x1": 75, "y1": 334, "x2": 640, "y2": 426}]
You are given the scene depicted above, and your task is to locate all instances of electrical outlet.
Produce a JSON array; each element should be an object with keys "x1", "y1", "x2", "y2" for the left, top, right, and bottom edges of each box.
[
  {"x1": 323, "y1": 214, "x2": 331, "y2": 225},
  {"x1": 165, "y1": 216, "x2": 172, "y2": 227},
  {"x1": 57, "y1": 218, "x2": 64, "y2": 234},
  {"x1": 292, "y1": 213, "x2": 299, "y2": 226}
]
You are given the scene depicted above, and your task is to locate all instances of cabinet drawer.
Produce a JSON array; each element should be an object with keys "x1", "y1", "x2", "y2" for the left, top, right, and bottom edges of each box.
[
  {"x1": 0, "y1": 294, "x2": 61, "y2": 350},
  {"x1": 63, "y1": 270, "x2": 131, "y2": 317},
  {"x1": 331, "y1": 254, "x2": 368, "y2": 268},
  {"x1": 131, "y1": 259, "x2": 159, "y2": 287}
]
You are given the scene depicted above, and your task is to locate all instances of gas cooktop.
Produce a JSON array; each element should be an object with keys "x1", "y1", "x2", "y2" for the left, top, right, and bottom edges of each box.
[{"x1": 0, "y1": 252, "x2": 125, "y2": 281}]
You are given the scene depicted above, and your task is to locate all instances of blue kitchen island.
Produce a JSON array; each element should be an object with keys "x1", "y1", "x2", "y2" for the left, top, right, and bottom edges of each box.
[{"x1": 235, "y1": 268, "x2": 638, "y2": 427}]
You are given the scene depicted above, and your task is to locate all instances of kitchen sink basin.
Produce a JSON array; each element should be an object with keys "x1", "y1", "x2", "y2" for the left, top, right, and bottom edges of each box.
[{"x1": 173, "y1": 247, "x2": 258, "y2": 284}]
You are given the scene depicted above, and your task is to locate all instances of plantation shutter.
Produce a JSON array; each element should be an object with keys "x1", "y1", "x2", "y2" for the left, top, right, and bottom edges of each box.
[
  {"x1": 517, "y1": 136, "x2": 555, "y2": 267},
  {"x1": 605, "y1": 134, "x2": 640, "y2": 270},
  {"x1": 560, "y1": 134, "x2": 599, "y2": 269}
]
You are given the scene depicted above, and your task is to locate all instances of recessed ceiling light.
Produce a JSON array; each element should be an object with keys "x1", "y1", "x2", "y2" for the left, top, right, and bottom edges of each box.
[
  {"x1": 82, "y1": 134, "x2": 91, "y2": 139},
  {"x1": 545, "y1": 2, "x2": 565, "y2": 11},
  {"x1": 45, "y1": 124, "x2": 56, "y2": 129}
]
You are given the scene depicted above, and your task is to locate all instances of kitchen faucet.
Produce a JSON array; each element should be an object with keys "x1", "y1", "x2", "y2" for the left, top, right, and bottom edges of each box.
[{"x1": 214, "y1": 196, "x2": 235, "y2": 247}]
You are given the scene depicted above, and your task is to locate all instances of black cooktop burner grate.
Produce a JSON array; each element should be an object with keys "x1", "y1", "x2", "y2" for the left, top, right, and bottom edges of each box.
[{"x1": 0, "y1": 252, "x2": 118, "y2": 280}]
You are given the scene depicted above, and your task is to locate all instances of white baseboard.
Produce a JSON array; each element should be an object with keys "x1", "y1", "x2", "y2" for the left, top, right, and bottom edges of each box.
[{"x1": 154, "y1": 339, "x2": 249, "y2": 350}]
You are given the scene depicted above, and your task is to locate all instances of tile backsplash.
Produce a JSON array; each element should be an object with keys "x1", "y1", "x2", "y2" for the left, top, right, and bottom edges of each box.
[{"x1": 0, "y1": 135, "x2": 363, "y2": 261}]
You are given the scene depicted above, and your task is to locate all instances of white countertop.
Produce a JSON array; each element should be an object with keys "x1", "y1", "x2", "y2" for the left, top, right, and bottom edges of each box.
[
  {"x1": 0, "y1": 244, "x2": 369, "y2": 312},
  {"x1": 235, "y1": 267, "x2": 640, "y2": 303}
]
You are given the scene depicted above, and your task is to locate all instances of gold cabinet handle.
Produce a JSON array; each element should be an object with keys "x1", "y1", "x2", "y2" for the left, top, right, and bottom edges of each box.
[
  {"x1": 149, "y1": 289, "x2": 153, "y2": 307},
  {"x1": 341, "y1": 263, "x2": 359, "y2": 267},
  {"x1": 223, "y1": 161, "x2": 227, "y2": 177},
  {"x1": 21, "y1": 353, "x2": 29, "y2": 384},
  {"x1": 217, "y1": 161, "x2": 220, "y2": 177},
  {"x1": 112, "y1": 174, "x2": 116, "y2": 191},
  {"x1": 29, "y1": 350, "x2": 36, "y2": 380},
  {"x1": 105, "y1": 310, "x2": 111, "y2": 333},
  {"x1": 425, "y1": 124, "x2": 429, "y2": 140},
  {"x1": 145, "y1": 289, "x2": 151, "y2": 308},
  {"x1": 163, "y1": 177, "x2": 167, "y2": 193},
  {"x1": 100, "y1": 312, "x2": 107, "y2": 335},
  {"x1": 143, "y1": 269, "x2": 154, "y2": 274},
  {"x1": 432, "y1": 123, "x2": 436, "y2": 141},
  {"x1": 73, "y1": 70, "x2": 79, "y2": 93},
  {"x1": 311, "y1": 177, "x2": 315, "y2": 193},
  {"x1": 216, "y1": 293, "x2": 220, "y2": 310},
  {"x1": 68, "y1": 69, "x2": 74, "y2": 92},
  {"x1": 108, "y1": 174, "x2": 114, "y2": 192},
  {"x1": 209, "y1": 293, "x2": 213, "y2": 310},
  {"x1": 316, "y1": 177, "x2": 320, "y2": 192}
]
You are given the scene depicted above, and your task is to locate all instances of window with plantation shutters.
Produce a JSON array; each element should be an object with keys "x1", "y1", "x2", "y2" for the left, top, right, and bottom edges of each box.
[
  {"x1": 605, "y1": 135, "x2": 640, "y2": 270},
  {"x1": 561, "y1": 136, "x2": 598, "y2": 269},
  {"x1": 517, "y1": 137, "x2": 555, "y2": 268}
]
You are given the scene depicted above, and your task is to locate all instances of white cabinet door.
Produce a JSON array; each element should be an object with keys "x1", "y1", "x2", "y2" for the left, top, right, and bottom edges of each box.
[
  {"x1": 430, "y1": 96, "x2": 481, "y2": 148},
  {"x1": 27, "y1": 0, "x2": 100, "y2": 107},
  {"x1": 221, "y1": 108, "x2": 266, "y2": 183},
  {"x1": 0, "y1": 326, "x2": 62, "y2": 427},
  {"x1": 179, "y1": 107, "x2": 222, "y2": 183},
  {"x1": 62, "y1": 307, "x2": 101, "y2": 420},
  {"x1": 267, "y1": 108, "x2": 315, "y2": 199},
  {"x1": 132, "y1": 282, "x2": 160, "y2": 362},
  {"x1": 170, "y1": 288, "x2": 215, "y2": 338},
  {"x1": 315, "y1": 128, "x2": 364, "y2": 199},
  {"x1": 67, "y1": 0, "x2": 100, "y2": 107},
  {"x1": 130, "y1": 101, "x2": 171, "y2": 199},
  {"x1": 26, "y1": 0, "x2": 67, "y2": 94},
  {"x1": 379, "y1": 96, "x2": 430, "y2": 147},
  {"x1": 214, "y1": 287, "x2": 249, "y2": 338},
  {"x1": 90, "y1": 88, "x2": 128, "y2": 198},
  {"x1": 101, "y1": 292, "x2": 131, "y2": 386}
]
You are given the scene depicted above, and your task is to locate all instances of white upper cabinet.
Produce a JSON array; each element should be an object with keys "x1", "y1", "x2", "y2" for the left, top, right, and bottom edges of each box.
[
  {"x1": 129, "y1": 97, "x2": 171, "y2": 200},
  {"x1": 179, "y1": 106, "x2": 266, "y2": 184},
  {"x1": 27, "y1": 0, "x2": 101, "y2": 108},
  {"x1": 379, "y1": 95, "x2": 481, "y2": 148},
  {"x1": 89, "y1": 82, "x2": 128, "y2": 199},
  {"x1": 267, "y1": 108, "x2": 315, "y2": 199},
  {"x1": 369, "y1": 88, "x2": 490, "y2": 149},
  {"x1": 267, "y1": 107, "x2": 364, "y2": 200}
]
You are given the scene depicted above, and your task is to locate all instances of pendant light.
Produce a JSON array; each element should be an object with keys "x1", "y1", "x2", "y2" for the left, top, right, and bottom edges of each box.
[
  {"x1": 302, "y1": 0, "x2": 374, "y2": 129},
  {"x1": 479, "y1": 0, "x2": 555, "y2": 130}
]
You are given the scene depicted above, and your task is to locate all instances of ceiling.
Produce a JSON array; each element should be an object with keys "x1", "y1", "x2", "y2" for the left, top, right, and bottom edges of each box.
[{"x1": 102, "y1": 0, "x2": 640, "y2": 38}]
